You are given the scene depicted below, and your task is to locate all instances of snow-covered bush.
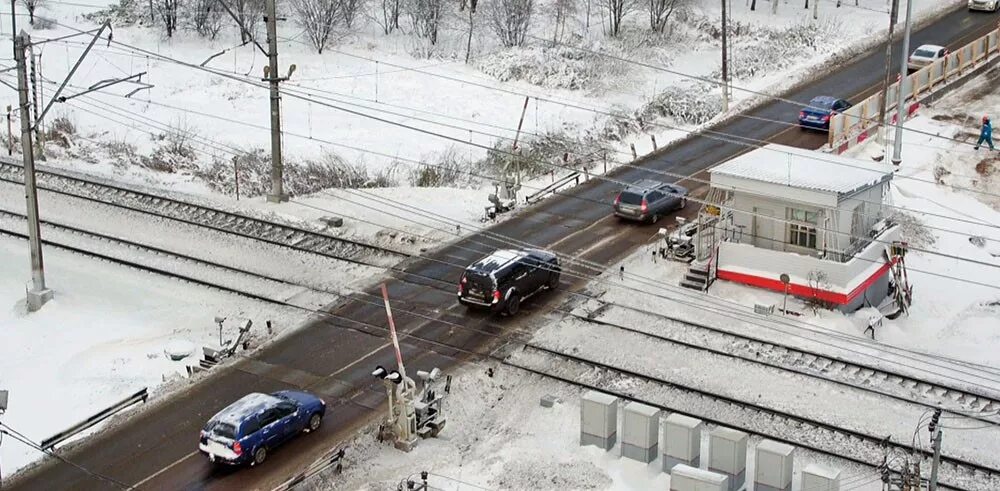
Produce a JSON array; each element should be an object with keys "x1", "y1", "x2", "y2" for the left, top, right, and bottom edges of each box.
[
  {"x1": 408, "y1": 147, "x2": 477, "y2": 187},
  {"x1": 45, "y1": 116, "x2": 76, "y2": 148},
  {"x1": 603, "y1": 82, "x2": 721, "y2": 140},
  {"x1": 476, "y1": 46, "x2": 601, "y2": 90},
  {"x1": 99, "y1": 138, "x2": 142, "y2": 168},
  {"x1": 198, "y1": 148, "x2": 398, "y2": 197},
  {"x1": 141, "y1": 120, "x2": 199, "y2": 173},
  {"x1": 712, "y1": 18, "x2": 844, "y2": 80},
  {"x1": 478, "y1": 131, "x2": 600, "y2": 180},
  {"x1": 83, "y1": 0, "x2": 148, "y2": 26}
]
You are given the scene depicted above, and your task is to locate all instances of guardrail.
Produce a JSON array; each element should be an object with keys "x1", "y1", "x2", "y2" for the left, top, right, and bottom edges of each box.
[
  {"x1": 40, "y1": 388, "x2": 148, "y2": 450},
  {"x1": 828, "y1": 22, "x2": 1000, "y2": 154},
  {"x1": 525, "y1": 170, "x2": 582, "y2": 204}
]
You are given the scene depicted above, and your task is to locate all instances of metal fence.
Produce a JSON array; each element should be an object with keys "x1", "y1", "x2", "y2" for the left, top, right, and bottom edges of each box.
[{"x1": 828, "y1": 24, "x2": 1000, "y2": 153}]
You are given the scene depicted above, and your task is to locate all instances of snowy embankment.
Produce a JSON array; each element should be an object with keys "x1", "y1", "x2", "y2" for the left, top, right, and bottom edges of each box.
[{"x1": 0, "y1": 236, "x2": 307, "y2": 474}]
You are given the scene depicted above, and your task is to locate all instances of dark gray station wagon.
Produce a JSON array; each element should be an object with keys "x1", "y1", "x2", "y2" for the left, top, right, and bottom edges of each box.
[{"x1": 613, "y1": 179, "x2": 688, "y2": 223}]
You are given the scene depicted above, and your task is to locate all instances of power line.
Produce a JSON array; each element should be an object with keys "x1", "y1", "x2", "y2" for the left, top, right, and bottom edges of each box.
[{"x1": 0, "y1": 422, "x2": 132, "y2": 489}]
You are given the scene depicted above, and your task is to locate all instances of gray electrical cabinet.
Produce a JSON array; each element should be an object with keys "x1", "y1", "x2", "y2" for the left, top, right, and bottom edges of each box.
[
  {"x1": 669, "y1": 464, "x2": 729, "y2": 491},
  {"x1": 708, "y1": 426, "x2": 747, "y2": 491},
  {"x1": 621, "y1": 401, "x2": 660, "y2": 463},
  {"x1": 755, "y1": 439, "x2": 794, "y2": 491},
  {"x1": 663, "y1": 413, "x2": 703, "y2": 471},
  {"x1": 580, "y1": 391, "x2": 618, "y2": 450},
  {"x1": 801, "y1": 463, "x2": 841, "y2": 491}
]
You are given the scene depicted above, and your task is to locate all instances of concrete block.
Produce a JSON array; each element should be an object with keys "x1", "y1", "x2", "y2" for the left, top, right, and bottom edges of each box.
[
  {"x1": 801, "y1": 463, "x2": 841, "y2": 491},
  {"x1": 669, "y1": 464, "x2": 728, "y2": 491},
  {"x1": 580, "y1": 391, "x2": 617, "y2": 451},
  {"x1": 320, "y1": 216, "x2": 344, "y2": 227},
  {"x1": 621, "y1": 402, "x2": 660, "y2": 463},
  {"x1": 540, "y1": 394, "x2": 557, "y2": 408},
  {"x1": 26, "y1": 287, "x2": 53, "y2": 312},
  {"x1": 663, "y1": 413, "x2": 703, "y2": 472},
  {"x1": 755, "y1": 439, "x2": 794, "y2": 491},
  {"x1": 709, "y1": 427, "x2": 747, "y2": 491}
]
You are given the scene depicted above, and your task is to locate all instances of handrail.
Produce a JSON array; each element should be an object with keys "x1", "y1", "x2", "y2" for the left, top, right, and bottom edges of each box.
[{"x1": 525, "y1": 170, "x2": 582, "y2": 204}]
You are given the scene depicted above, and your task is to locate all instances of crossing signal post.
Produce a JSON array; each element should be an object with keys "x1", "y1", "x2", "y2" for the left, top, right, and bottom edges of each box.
[{"x1": 929, "y1": 408, "x2": 943, "y2": 491}]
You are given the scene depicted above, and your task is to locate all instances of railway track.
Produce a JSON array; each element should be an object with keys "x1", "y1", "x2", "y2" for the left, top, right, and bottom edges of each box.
[
  {"x1": 0, "y1": 209, "x2": 342, "y2": 309},
  {"x1": 566, "y1": 297, "x2": 1000, "y2": 422},
  {"x1": 0, "y1": 159, "x2": 410, "y2": 268},
  {"x1": 5, "y1": 214, "x2": 996, "y2": 490},
  {"x1": 507, "y1": 342, "x2": 1000, "y2": 491}
]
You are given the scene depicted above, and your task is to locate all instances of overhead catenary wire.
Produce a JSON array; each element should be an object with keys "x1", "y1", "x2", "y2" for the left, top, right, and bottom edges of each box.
[
  {"x1": 27, "y1": 30, "x2": 1000, "y2": 234},
  {"x1": 7, "y1": 70, "x2": 1000, "y2": 388},
  {"x1": 14, "y1": 17, "x2": 1000, "y2": 381}
]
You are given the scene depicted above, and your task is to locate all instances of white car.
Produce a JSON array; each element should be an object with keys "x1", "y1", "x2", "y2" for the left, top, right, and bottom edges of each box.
[
  {"x1": 969, "y1": 0, "x2": 1000, "y2": 12},
  {"x1": 907, "y1": 44, "x2": 948, "y2": 72}
]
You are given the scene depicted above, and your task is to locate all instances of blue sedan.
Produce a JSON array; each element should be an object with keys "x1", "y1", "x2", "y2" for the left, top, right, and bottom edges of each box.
[
  {"x1": 798, "y1": 96, "x2": 851, "y2": 131},
  {"x1": 198, "y1": 391, "x2": 326, "y2": 467}
]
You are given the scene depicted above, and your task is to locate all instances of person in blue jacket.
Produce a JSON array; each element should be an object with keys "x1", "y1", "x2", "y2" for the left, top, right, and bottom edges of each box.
[{"x1": 975, "y1": 115, "x2": 994, "y2": 150}]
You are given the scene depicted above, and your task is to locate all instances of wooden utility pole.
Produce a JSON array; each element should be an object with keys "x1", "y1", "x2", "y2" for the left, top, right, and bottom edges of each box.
[
  {"x1": 878, "y1": 0, "x2": 900, "y2": 145},
  {"x1": 892, "y1": 0, "x2": 914, "y2": 166},
  {"x1": 721, "y1": 0, "x2": 729, "y2": 111},
  {"x1": 15, "y1": 31, "x2": 53, "y2": 312},
  {"x1": 264, "y1": 0, "x2": 288, "y2": 203}
]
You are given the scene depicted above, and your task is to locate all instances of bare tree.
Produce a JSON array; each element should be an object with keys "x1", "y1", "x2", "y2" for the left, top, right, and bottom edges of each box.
[
  {"x1": 460, "y1": 0, "x2": 480, "y2": 63},
  {"x1": 156, "y1": 0, "x2": 181, "y2": 37},
  {"x1": 232, "y1": 0, "x2": 266, "y2": 42},
  {"x1": 189, "y1": 0, "x2": 225, "y2": 38},
  {"x1": 552, "y1": 0, "x2": 576, "y2": 42},
  {"x1": 601, "y1": 0, "x2": 634, "y2": 37},
  {"x1": 19, "y1": 0, "x2": 46, "y2": 25},
  {"x1": 340, "y1": 0, "x2": 364, "y2": 26},
  {"x1": 291, "y1": 0, "x2": 341, "y2": 53},
  {"x1": 648, "y1": 0, "x2": 682, "y2": 32},
  {"x1": 381, "y1": 0, "x2": 402, "y2": 33},
  {"x1": 488, "y1": 0, "x2": 532, "y2": 47},
  {"x1": 408, "y1": 0, "x2": 445, "y2": 45}
]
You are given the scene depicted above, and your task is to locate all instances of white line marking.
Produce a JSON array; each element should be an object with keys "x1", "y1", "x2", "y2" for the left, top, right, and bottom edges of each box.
[{"x1": 132, "y1": 450, "x2": 198, "y2": 489}]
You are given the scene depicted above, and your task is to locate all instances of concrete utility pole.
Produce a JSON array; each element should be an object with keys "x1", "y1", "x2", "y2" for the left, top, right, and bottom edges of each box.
[
  {"x1": 878, "y1": 0, "x2": 900, "y2": 145},
  {"x1": 264, "y1": 0, "x2": 288, "y2": 203},
  {"x1": 891, "y1": 0, "x2": 914, "y2": 166},
  {"x1": 14, "y1": 31, "x2": 53, "y2": 312},
  {"x1": 721, "y1": 0, "x2": 730, "y2": 112}
]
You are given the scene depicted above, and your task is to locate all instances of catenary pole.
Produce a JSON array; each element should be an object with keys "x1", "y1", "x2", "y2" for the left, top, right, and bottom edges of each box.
[
  {"x1": 15, "y1": 31, "x2": 53, "y2": 312},
  {"x1": 892, "y1": 0, "x2": 914, "y2": 166},
  {"x1": 878, "y1": 0, "x2": 900, "y2": 146},
  {"x1": 721, "y1": 0, "x2": 729, "y2": 112},
  {"x1": 265, "y1": 0, "x2": 288, "y2": 203}
]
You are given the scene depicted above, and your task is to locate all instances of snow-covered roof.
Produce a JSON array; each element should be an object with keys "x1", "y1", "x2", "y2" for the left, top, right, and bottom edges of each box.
[
  {"x1": 665, "y1": 413, "x2": 703, "y2": 429},
  {"x1": 624, "y1": 401, "x2": 660, "y2": 417},
  {"x1": 670, "y1": 464, "x2": 728, "y2": 484},
  {"x1": 213, "y1": 392, "x2": 280, "y2": 426},
  {"x1": 803, "y1": 463, "x2": 842, "y2": 480},
  {"x1": 756, "y1": 439, "x2": 794, "y2": 456},
  {"x1": 709, "y1": 144, "x2": 893, "y2": 196},
  {"x1": 469, "y1": 249, "x2": 523, "y2": 272},
  {"x1": 710, "y1": 426, "x2": 748, "y2": 442},
  {"x1": 583, "y1": 390, "x2": 618, "y2": 405}
]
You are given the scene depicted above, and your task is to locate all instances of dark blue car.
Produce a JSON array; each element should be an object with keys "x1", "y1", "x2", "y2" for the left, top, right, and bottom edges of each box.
[
  {"x1": 198, "y1": 391, "x2": 326, "y2": 466},
  {"x1": 798, "y1": 96, "x2": 851, "y2": 131}
]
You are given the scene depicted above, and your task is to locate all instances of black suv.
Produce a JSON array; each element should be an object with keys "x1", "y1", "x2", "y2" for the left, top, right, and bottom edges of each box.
[
  {"x1": 613, "y1": 179, "x2": 688, "y2": 223},
  {"x1": 458, "y1": 249, "x2": 560, "y2": 316}
]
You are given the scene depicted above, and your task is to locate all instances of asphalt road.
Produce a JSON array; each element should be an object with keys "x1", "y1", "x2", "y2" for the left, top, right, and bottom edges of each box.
[{"x1": 9, "y1": 5, "x2": 999, "y2": 490}]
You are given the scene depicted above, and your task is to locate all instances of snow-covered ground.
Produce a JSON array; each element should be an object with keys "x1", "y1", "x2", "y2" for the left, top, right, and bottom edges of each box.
[
  {"x1": 310, "y1": 364, "x2": 882, "y2": 491},
  {"x1": 0, "y1": 0, "x2": 961, "y2": 225},
  {"x1": 0, "y1": 235, "x2": 306, "y2": 473}
]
